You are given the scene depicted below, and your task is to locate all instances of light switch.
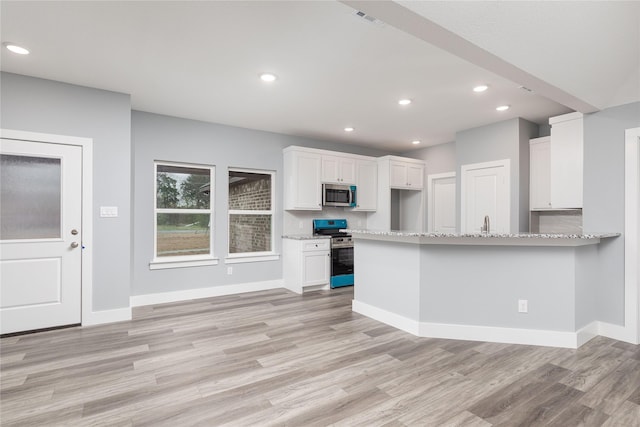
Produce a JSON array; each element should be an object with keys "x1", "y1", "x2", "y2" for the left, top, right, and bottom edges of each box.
[{"x1": 100, "y1": 206, "x2": 118, "y2": 218}]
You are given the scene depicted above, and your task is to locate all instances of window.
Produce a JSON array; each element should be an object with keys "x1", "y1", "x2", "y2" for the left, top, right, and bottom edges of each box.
[
  {"x1": 227, "y1": 168, "x2": 277, "y2": 262},
  {"x1": 151, "y1": 162, "x2": 216, "y2": 269}
]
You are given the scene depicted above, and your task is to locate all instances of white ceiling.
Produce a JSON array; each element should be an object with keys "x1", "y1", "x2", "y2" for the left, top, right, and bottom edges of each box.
[{"x1": 1, "y1": 1, "x2": 637, "y2": 152}]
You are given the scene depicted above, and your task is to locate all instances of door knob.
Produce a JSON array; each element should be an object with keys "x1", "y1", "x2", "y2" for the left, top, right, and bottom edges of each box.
[
  {"x1": 70, "y1": 242, "x2": 79, "y2": 248},
  {"x1": 71, "y1": 229, "x2": 79, "y2": 235}
]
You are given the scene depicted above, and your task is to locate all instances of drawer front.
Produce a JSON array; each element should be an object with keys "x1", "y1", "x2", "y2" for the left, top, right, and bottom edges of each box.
[{"x1": 303, "y1": 240, "x2": 330, "y2": 251}]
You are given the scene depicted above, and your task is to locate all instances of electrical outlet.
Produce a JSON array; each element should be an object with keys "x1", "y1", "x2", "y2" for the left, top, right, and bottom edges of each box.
[
  {"x1": 518, "y1": 299, "x2": 528, "y2": 313},
  {"x1": 227, "y1": 266, "x2": 233, "y2": 275}
]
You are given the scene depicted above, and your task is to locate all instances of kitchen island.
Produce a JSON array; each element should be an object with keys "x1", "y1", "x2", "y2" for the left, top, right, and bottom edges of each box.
[{"x1": 347, "y1": 230, "x2": 619, "y2": 348}]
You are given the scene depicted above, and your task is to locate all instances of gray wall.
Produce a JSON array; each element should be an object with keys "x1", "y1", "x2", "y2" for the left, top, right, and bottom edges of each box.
[
  {"x1": 518, "y1": 118, "x2": 538, "y2": 231},
  {"x1": 455, "y1": 118, "x2": 538, "y2": 233},
  {"x1": 406, "y1": 141, "x2": 456, "y2": 177},
  {"x1": 583, "y1": 101, "x2": 640, "y2": 325},
  {"x1": 132, "y1": 111, "x2": 388, "y2": 296},
  {"x1": 0, "y1": 72, "x2": 132, "y2": 311},
  {"x1": 419, "y1": 245, "x2": 576, "y2": 331}
]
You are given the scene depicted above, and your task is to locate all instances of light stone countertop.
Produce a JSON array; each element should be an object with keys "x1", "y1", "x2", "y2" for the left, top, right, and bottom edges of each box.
[
  {"x1": 344, "y1": 229, "x2": 620, "y2": 247},
  {"x1": 282, "y1": 234, "x2": 331, "y2": 240}
]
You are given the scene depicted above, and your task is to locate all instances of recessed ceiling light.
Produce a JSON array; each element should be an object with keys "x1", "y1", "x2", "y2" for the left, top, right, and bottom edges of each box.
[
  {"x1": 3, "y1": 43, "x2": 29, "y2": 55},
  {"x1": 398, "y1": 99, "x2": 412, "y2": 106},
  {"x1": 259, "y1": 73, "x2": 277, "y2": 82},
  {"x1": 496, "y1": 105, "x2": 510, "y2": 111},
  {"x1": 344, "y1": 127, "x2": 355, "y2": 132},
  {"x1": 473, "y1": 85, "x2": 489, "y2": 93},
  {"x1": 412, "y1": 140, "x2": 421, "y2": 145}
]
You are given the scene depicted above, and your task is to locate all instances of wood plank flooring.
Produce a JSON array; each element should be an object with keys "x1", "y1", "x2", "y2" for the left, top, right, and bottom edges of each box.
[{"x1": 1, "y1": 287, "x2": 639, "y2": 426}]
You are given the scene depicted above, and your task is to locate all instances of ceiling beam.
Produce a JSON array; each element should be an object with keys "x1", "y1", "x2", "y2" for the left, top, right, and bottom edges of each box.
[{"x1": 340, "y1": 0, "x2": 599, "y2": 114}]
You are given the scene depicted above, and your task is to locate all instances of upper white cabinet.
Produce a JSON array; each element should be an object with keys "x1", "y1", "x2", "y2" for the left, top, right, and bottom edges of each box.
[
  {"x1": 549, "y1": 112, "x2": 583, "y2": 209},
  {"x1": 389, "y1": 160, "x2": 424, "y2": 190},
  {"x1": 353, "y1": 159, "x2": 377, "y2": 211},
  {"x1": 368, "y1": 156, "x2": 426, "y2": 232},
  {"x1": 321, "y1": 155, "x2": 356, "y2": 185},
  {"x1": 284, "y1": 148, "x2": 322, "y2": 210},
  {"x1": 530, "y1": 113, "x2": 583, "y2": 210},
  {"x1": 529, "y1": 137, "x2": 551, "y2": 209},
  {"x1": 283, "y1": 146, "x2": 377, "y2": 211}
]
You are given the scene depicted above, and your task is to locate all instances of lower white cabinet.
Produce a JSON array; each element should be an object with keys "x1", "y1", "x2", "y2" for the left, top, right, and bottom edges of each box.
[{"x1": 283, "y1": 238, "x2": 330, "y2": 294}]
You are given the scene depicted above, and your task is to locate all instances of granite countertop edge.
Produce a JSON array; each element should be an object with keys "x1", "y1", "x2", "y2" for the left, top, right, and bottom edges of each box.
[
  {"x1": 282, "y1": 234, "x2": 331, "y2": 240},
  {"x1": 343, "y1": 229, "x2": 621, "y2": 240}
]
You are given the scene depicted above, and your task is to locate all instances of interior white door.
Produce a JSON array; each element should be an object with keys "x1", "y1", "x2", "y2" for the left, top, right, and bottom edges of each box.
[
  {"x1": 461, "y1": 160, "x2": 510, "y2": 233},
  {"x1": 1, "y1": 138, "x2": 82, "y2": 334},
  {"x1": 428, "y1": 173, "x2": 456, "y2": 232}
]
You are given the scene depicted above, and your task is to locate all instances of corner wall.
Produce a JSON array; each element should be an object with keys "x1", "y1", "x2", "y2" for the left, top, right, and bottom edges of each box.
[
  {"x1": 455, "y1": 118, "x2": 539, "y2": 233},
  {"x1": 407, "y1": 141, "x2": 457, "y2": 177},
  {"x1": 583, "y1": 101, "x2": 640, "y2": 325}
]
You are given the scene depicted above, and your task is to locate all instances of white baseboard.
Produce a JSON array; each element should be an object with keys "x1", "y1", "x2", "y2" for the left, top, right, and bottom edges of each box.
[
  {"x1": 130, "y1": 280, "x2": 284, "y2": 307},
  {"x1": 352, "y1": 300, "x2": 421, "y2": 335},
  {"x1": 82, "y1": 307, "x2": 132, "y2": 326},
  {"x1": 597, "y1": 320, "x2": 639, "y2": 344},
  {"x1": 418, "y1": 321, "x2": 580, "y2": 349},
  {"x1": 576, "y1": 321, "x2": 600, "y2": 347},
  {"x1": 353, "y1": 299, "x2": 588, "y2": 349}
]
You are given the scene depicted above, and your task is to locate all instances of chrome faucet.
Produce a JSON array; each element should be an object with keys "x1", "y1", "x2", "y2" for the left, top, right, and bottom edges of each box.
[{"x1": 481, "y1": 215, "x2": 490, "y2": 233}]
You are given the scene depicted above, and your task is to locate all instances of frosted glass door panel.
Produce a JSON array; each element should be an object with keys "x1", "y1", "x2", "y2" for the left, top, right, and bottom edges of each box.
[{"x1": 0, "y1": 154, "x2": 61, "y2": 240}]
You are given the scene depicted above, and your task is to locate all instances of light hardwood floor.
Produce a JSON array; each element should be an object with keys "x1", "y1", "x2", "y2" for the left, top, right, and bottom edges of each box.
[{"x1": 1, "y1": 287, "x2": 639, "y2": 426}]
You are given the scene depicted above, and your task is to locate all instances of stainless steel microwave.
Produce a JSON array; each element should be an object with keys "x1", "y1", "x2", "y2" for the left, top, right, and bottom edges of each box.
[{"x1": 323, "y1": 184, "x2": 357, "y2": 207}]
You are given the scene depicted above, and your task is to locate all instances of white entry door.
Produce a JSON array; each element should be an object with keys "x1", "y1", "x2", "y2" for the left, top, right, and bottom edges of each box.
[
  {"x1": 428, "y1": 173, "x2": 456, "y2": 233},
  {"x1": 1, "y1": 138, "x2": 82, "y2": 334},
  {"x1": 461, "y1": 160, "x2": 510, "y2": 233}
]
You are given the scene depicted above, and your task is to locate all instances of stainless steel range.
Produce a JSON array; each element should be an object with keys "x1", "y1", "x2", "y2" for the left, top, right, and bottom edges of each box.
[{"x1": 312, "y1": 219, "x2": 354, "y2": 288}]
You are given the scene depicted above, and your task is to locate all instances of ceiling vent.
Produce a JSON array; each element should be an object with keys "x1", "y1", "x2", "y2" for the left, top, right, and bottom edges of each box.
[{"x1": 354, "y1": 10, "x2": 385, "y2": 26}]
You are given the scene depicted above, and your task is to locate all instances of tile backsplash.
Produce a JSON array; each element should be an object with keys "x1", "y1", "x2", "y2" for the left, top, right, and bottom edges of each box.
[
  {"x1": 284, "y1": 207, "x2": 368, "y2": 235},
  {"x1": 530, "y1": 210, "x2": 583, "y2": 234}
]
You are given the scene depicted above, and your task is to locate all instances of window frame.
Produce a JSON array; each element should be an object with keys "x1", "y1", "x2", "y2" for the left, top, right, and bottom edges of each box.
[
  {"x1": 225, "y1": 167, "x2": 278, "y2": 263},
  {"x1": 150, "y1": 160, "x2": 218, "y2": 270}
]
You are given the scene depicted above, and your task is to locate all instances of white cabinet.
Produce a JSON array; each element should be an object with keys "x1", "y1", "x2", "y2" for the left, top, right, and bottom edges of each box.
[
  {"x1": 284, "y1": 148, "x2": 321, "y2": 210},
  {"x1": 284, "y1": 146, "x2": 377, "y2": 211},
  {"x1": 368, "y1": 156, "x2": 426, "y2": 232},
  {"x1": 353, "y1": 159, "x2": 377, "y2": 211},
  {"x1": 283, "y1": 238, "x2": 330, "y2": 294},
  {"x1": 529, "y1": 113, "x2": 583, "y2": 211},
  {"x1": 529, "y1": 137, "x2": 551, "y2": 209},
  {"x1": 550, "y1": 112, "x2": 583, "y2": 209},
  {"x1": 321, "y1": 155, "x2": 356, "y2": 184},
  {"x1": 389, "y1": 160, "x2": 424, "y2": 189}
]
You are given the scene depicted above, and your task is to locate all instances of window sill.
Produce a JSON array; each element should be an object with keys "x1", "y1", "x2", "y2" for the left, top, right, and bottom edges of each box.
[
  {"x1": 149, "y1": 257, "x2": 219, "y2": 270},
  {"x1": 224, "y1": 253, "x2": 280, "y2": 264}
]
